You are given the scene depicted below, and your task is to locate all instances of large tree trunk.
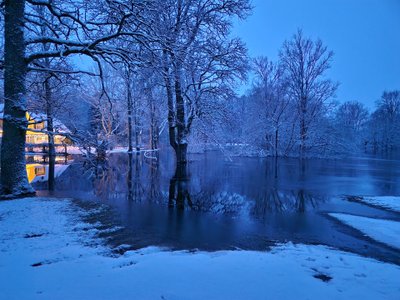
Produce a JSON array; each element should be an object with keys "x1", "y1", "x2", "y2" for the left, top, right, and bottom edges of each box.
[
  {"x1": 163, "y1": 52, "x2": 178, "y2": 154},
  {"x1": 149, "y1": 113, "x2": 159, "y2": 150},
  {"x1": 175, "y1": 143, "x2": 188, "y2": 165},
  {"x1": 127, "y1": 152, "x2": 133, "y2": 200},
  {"x1": 44, "y1": 77, "x2": 55, "y2": 191},
  {"x1": 126, "y1": 69, "x2": 133, "y2": 153},
  {"x1": 133, "y1": 107, "x2": 141, "y2": 152},
  {"x1": 39, "y1": 1, "x2": 55, "y2": 191},
  {"x1": 174, "y1": 69, "x2": 188, "y2": 164},
  {"x1": 165, "y1": 76, "x2": 177, "y2": 150},
  {"x1": 148, "y1": 89, "x2": 159, "y2": 150},
  {"x1": 163, "y1": 51, "x2": 188, "y2": 165},
  {"x1": 299, "y1": 97, "x2": 307, "y2": 158},
  {"x1": 0, "y1": 0, "x2": 35, "y2": 198},
  {"x1": 168, "y1": 163, "x2": 191, "y2": 209},
  {"x1": 133, "y1": 91, "x2": 141, "y2": 152}
]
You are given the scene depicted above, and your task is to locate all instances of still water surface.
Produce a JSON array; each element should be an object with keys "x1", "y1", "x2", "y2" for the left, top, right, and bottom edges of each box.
[{"x1": 35, "y1": 152, "x2": 400, "y2": 264}]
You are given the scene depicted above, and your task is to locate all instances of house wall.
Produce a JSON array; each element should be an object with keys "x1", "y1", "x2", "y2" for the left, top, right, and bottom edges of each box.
[{"x1": 0, "y1": 112, "x2": 67, "y2": 145}]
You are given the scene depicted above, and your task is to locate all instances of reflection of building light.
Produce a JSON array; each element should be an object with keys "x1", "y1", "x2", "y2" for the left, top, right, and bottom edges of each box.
[
  {"x1": 35, "y1": 166, "x2": 46, "y2": 176},
  {"x1": 26, "y1": 163, "x2": 70, "y2": 183},
  {"x1": 26, "y1": 164, "x2": 46, "y2": 183}
]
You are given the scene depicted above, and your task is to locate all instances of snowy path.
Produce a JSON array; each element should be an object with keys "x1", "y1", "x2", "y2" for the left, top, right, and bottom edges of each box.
[{"x1": 0, "y1": 198, "x2": 399, "y2": 300}]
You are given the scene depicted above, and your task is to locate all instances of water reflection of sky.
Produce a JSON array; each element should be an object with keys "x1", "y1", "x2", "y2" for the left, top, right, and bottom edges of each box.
[{"x1": 35, "y1": 152, "x2": 400, "y2": 264}]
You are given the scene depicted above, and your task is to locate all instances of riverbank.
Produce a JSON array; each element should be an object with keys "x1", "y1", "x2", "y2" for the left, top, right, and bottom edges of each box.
[{"x1": 0, "y1": 197, "x2": 399, "y2": 300}]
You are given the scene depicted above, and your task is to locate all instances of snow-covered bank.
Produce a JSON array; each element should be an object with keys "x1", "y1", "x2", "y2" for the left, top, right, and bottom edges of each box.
[
  {"x1": 351, "y1": 196, "x2": 400, "y2": 213},
  {"x1": 107, "y1": 147, "x2": 129, "y2": 154},
  {"x1": 329, "y1": 213, "x2": 400, "y2": 250},
  {"x1": 0, "y1": 198, "x2": 399, "y2": 300}
]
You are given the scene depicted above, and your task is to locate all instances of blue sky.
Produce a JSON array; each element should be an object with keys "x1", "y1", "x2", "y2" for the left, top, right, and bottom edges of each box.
[{"x1": 233, "y1": 0, "x2": 400, "y2": 109}]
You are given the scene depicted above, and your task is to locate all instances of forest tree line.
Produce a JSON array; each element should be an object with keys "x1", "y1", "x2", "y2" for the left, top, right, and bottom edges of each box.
[
  {"x1": 0, "y1": 0, "x2": 398, "y2": 197},
  {"x1": 27, "y1": 30, "x2": 398, "y2": 159},
  {"x1": 235, "y1": 34, "x2": 400, "y2": 157}
]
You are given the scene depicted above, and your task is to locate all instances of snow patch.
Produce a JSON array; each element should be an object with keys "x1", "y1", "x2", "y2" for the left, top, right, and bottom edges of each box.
[
  {"x1": 355, "y1": 196, "x2": 400, "y2": 213},
  {"x1": 330, "y1": 213, "x2": 400, "y2": 249}
]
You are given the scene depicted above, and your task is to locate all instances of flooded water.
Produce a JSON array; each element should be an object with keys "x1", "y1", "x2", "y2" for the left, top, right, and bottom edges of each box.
[{"x1": 35, "y1": 151, "x2": 400, "y2": 264}]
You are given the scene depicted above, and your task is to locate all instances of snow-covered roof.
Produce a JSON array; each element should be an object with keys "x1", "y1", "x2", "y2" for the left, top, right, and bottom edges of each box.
[
  {"x1": 0, "y1": 104, "x2": 70, "y2": 133},
  {"x1": 27, "y1": 112, "x2": 70, "y2": 133}
]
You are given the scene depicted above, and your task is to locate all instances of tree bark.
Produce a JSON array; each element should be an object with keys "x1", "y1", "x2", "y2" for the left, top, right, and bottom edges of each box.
[
  {"x1": 168, "y1": 162, "x2": 191, "y2": 209},
  {"x1": 133, "y1": 94, "x2": 141, "y2": 152},
  {"x1": 38, "y1": 0, "x2": 55, "y2": 191},
  {"x1": 149, "y1": 96, "x2": 158, "y2": 150},
  {"x1": 174, "y1": 69, "x2": 188, "y2": 164},
  {"x1": 163, "y1": 51, "x2": 178, "y2": 155},
  {"x1": 127, "y1": 152, "x2": 133, "y2": 200},
  {"x1": 44, "y1": 77, "x2": 55, "y2": 191},
  {"x1": 126, "y1": 69, "x2": 133, "y2": 153},
  {"x1": 0, "y1": 0, "x2": 35, "y2": 198},
  {"x1": 163, "y1": 51, "x2": 188, "y2": 165},
  {"x1": 134, "y1": 118, "x2": 141, "y2": 152},
  {"x1": 300, "y1": 97, "x2": 307, "y2": 158}
]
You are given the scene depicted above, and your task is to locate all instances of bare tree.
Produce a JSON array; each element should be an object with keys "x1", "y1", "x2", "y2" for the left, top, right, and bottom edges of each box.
[
  {"x1": 335, "y1": 101, "x2": 369, "y2": 151},
  {"x1": 279, "y1": 29, "x2": 338, "y2": 158},
  {"x1": 252, "y1": 56, "x2": 291, "y2": 156},
  {"x1": 155, "y1": 0, "x2": 251, "y2": 164},
  {"x1": 368, "y1": 90, "x2": 400, "y2": 151},
  {"x1": 0, "y1": 0, "x2": 151, "y2": 198}
]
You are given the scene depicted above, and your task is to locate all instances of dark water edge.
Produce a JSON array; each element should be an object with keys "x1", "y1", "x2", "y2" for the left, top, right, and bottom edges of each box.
[{"x1": 36, "y1": 151, "x2": 400, "y2": 264}]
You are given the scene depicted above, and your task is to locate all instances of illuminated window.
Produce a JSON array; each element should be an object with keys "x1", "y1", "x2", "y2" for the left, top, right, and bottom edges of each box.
[
  {"x1": 34, "y1": 166, "x2": 46, "y2": 176},
  {"x1": 35, "y1": 122, "x2": 45, "y2": 130},
  {"x1": 26, "y1": 136, "x2": 35, "y2": 143}
]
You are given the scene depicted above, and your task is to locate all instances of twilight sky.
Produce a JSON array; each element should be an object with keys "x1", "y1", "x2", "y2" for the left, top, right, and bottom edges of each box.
[{"x1": 233, "y1": 0, "x2": 400, "y2": 109}]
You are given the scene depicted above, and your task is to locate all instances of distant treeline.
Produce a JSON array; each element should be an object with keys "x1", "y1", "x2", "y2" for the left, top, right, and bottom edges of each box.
[
  {"x1": 16, "y1": 28, "x2": 398, "y2": 160},
  {"x1": 228, "y1": 89, "x2": 400, "y2": 158},
  {"x1": 216, "y1": 31, "x2": 400, "y2": 158}
]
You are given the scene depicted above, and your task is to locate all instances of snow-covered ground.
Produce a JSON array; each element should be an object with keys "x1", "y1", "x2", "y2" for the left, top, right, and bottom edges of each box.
[
  {"x1": 329, "y1": 213, "x2": 400, "y2": 250},
  {"x1": 354, "y1": 196, "x2": 400, "y2": 213},
  {"x1": 107, "y1": 146, "x2": 129, "y2": 154},
  {"x1": 66, "y1": 146, "x2": 88, "y2": 155},
  {"x1": 0, "y1": 198, "x2": 399, "y2": 300}
]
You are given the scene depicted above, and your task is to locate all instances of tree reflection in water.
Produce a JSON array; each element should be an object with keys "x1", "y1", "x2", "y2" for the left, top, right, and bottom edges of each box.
[
  {"x1": 80, "y1": 153, "x2": 325, "y2": 216},
  {"x1": 127, "y1": 153, "x2": 144, "y2": 201},
  {"x1": 251, "y1": 189, "x2": 323, "y2": 217},
  {"x1": 35, "y1": 153, "x2": 400, "y2": 262},
  {"x1": 127, "y1": 152, "x2": 161, "y2": 202},
  {"x1": 176, "y1": 156, "x2": 325, "y2": 216},
  {"x1": 168, "y1": 163, "x2": 192, "y2": 209}
]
